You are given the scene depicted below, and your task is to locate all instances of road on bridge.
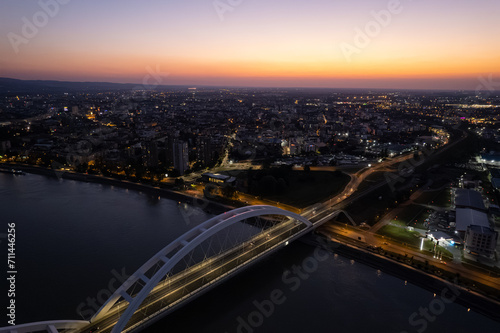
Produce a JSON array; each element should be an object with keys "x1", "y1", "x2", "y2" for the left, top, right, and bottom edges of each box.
[{"x1": 80, "y1": 218, "x2": 308, "y2": 333}]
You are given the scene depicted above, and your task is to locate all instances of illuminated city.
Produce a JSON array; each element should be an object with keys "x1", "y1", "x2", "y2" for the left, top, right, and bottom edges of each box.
[{"x1": 1, "y1": 1, "x2": 499, "y2": 333}]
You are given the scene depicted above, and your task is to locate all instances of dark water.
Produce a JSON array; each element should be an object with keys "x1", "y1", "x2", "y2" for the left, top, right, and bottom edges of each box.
[{"x1": 0, "y1": 173, "x2": 499, "y2": 333}]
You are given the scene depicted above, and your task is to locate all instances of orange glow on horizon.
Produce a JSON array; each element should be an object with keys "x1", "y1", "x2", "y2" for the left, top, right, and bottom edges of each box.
[
  {"x1": 3, "y1": 45, "x2": 499, "y2": 90},
  {"x1": 1, "y1": 0, "x2": 499, "y2": 90},
  {"x1": 5, "y1": 54, "x2": 499, "y2": 88}
]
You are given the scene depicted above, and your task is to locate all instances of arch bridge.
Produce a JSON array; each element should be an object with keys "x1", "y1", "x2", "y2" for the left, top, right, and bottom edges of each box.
[{"x1": 1, "y1": 205, "x2": 315, "y2": 333}]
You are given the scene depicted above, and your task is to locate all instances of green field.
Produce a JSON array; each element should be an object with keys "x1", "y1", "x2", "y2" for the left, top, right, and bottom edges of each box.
[
  {"x1": 377, "y1": 224, "x2": 453, "y2": 259},
  {"x1": 377, "y1": 224, "x2": 424, "y2": 248},
  {"x1": 435, "y1": 245, "x2": 454, "y2": 259}
]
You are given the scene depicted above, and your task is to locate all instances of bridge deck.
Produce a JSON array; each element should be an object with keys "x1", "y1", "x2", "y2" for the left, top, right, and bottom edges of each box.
[{"x1": 80, "y1": 219, "x2": 310, "y2": 333}]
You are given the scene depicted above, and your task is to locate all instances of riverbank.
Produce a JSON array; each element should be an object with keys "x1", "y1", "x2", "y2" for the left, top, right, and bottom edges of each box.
[
  {"x1": 5, "y1": 163, "x2": 500, "y2": 323},
  {"x1": 0, "y1": 162, "x2": 233, "y2": 215},
  {"x1": 302, "y1": 231, "x2": 500, "y2": 323}
]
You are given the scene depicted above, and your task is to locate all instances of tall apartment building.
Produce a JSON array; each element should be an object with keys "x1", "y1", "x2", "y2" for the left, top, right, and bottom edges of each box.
[{"x1": 173, "y1": 140, "x2": 189, "y2": 175}]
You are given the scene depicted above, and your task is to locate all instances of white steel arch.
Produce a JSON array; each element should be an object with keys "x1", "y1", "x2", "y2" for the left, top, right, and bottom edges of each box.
[
  {"x1": 0, "y1": 320, "x2": 89, "y2": 333},
  {"x1": 92, "y1": 205, "x2": 311, "y2": 332}
]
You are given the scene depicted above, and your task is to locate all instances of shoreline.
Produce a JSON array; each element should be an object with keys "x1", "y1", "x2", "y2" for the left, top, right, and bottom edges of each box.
[
  {"x1": 302, "y1": 232, "x2": 500, "y2": 323},
  {"x1": 0, "y1": 162, "x2": 234, "y2": 215},
  {"x1": 4, "y1": 162, "x2": 500, "y2": 324}
]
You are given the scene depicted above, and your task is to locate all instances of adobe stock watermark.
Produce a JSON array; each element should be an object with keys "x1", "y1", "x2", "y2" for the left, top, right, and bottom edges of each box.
[
  {"x1": 7, "y1": 0, "x2": 71, "y2": 54},
  {"x1": 340, "y1": 0, "x2": 408, "y2": 63},
  {"x1": 475, "y1": 74, "x2": 500, "y2": 98},
  {"x1": 75, "y1": 267, "x2": 131, "y2": 319},
  {"x1": 50, "y1": 130, "x2": 104, "y2": 180},
  {"x1": 384, "y1": 118, "x2": 465, "y2": 192},
  {"x1": 384, "y1": 145, "x2": 434, "y2": 192},
  {"x1": 400, "y1": 280, "x2": 461, "y2": 333},
  {"x1": 132, "y1": 65, "x2": 170, "y2": 100},
  {"x1": 225, "y1": 235, "x2": 339, "y2": 333},
  {"x1": 213, "y1": 0, "x2": 244, "y2": 21},
  {"x1": 136, "y1": 65, "x2": 170, "y2": 91}
]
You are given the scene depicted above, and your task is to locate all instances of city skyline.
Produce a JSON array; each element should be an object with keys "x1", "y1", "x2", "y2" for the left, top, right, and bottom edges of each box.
[
  {"x1": 1, "y1": 1, "x2": 500, "y2": 331},
  {"x1": 2, "y1": 0, "x2": 500, "y2": 90}
]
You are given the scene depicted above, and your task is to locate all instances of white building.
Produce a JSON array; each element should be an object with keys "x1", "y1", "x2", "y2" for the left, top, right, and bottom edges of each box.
[{"x1": 427, "y1": 231, "x2": 455, "y2": 247}]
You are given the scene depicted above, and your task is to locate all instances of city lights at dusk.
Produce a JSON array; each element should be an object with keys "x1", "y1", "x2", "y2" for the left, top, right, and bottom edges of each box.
[{"x1": 1, "y1": 1, "x2": 499, "y2": 333}]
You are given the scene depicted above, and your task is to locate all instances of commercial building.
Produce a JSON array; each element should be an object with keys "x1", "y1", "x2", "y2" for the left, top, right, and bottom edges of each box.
[
  {"x1": 464, "y1": 225, "x2": 498, "y2": 258},
  {"x1": 454, "y1": 208, "x2": 490, "y2": 233},
  {"x1": 454, "y1": 191, "x2": 498, "y2": 259},
  {"x1": 427, "y1": 231, "x2": 456, "y2": 247},
  {"x1": 201, "y1": 173, "x2": 236, "y2": 185}
]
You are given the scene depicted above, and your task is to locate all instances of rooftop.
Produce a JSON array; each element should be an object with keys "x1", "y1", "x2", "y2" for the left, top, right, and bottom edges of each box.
[
  {"x1": 202, "y1": 173, "x2": 230, "y2": 181},
  {"x1": 467, "y1": 225, "x2": 496, "y2": 235},
  {"x1": 455, "y1": 189, "x2": 485, "y2": 211},
  {"x1": 455, "y1": 208, "x2": 490, "y2": 232},
  {"x1": 428, "y1": 231, "x2": 454, "y2": 240}
]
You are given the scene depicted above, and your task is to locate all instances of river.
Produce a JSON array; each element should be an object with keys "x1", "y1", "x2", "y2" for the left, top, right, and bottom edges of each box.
[{"x1": 1, "y1": 173, "x2": 499, "y2": 333}]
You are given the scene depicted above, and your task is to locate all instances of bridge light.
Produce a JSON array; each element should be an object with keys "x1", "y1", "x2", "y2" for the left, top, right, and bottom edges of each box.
[{"x1": 285, "y1": 241, "x2": 289, "y2": 246}]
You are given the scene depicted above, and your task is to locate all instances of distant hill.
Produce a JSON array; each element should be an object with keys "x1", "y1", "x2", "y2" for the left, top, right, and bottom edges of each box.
[
  {"x1": 0, "y1": 77, "x2": 488, "y2": 96},
  {"x1": 0, "y1": 77, "x2": 144, "y2": 94}
]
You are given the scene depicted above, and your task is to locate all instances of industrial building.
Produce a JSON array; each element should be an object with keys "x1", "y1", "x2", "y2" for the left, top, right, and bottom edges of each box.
[{"x1": 454, "y1": 189, "x2": 486, "y2": 211}]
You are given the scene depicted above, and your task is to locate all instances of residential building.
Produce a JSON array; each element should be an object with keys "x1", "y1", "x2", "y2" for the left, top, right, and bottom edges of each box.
[{"x1": 173, "y1": 140, "x2": 189, "y2": 175}]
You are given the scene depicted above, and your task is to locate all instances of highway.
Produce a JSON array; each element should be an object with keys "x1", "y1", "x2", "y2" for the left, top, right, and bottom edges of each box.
[
  {"x1": 306, "y1": 129, "x2": 467, "y2": 214},
  {"x1": 320, "y1": 222, "x2": 500, "y2": 294}
]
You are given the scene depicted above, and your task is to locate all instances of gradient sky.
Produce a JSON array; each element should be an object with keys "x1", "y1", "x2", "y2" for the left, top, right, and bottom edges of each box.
[{"x1": 1, "y1": 0, "x2": 499, "y2": 90}]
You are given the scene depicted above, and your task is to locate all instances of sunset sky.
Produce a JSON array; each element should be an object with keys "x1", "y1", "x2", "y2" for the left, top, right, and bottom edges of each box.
[{"x1": 1, "y1": 0, "x2": 499, "y2": 90}]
